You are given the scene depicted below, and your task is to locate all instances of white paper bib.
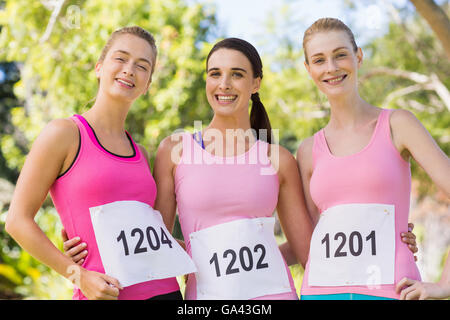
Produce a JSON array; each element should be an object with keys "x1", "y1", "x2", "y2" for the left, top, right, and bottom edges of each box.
[
  {"x1": 189, "y1": 217, "x2": 292, "y2": 300},
  {"x1": 90, "y1": 200, "x2": 196, "y2": 287},
  {"x1": 308, "y1": 203, "x2": 395, "y2": 287}
]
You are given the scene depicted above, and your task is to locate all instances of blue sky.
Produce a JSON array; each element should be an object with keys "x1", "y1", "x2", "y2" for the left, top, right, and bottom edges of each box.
[{"x1": 190, "y1": 0, "x2": 414, "y2": 54}]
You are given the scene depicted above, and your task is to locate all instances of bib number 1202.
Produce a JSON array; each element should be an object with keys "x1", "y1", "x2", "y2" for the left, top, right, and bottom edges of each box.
[
  {"x1": 209, "y1": 244, "x2": 269, "y2": 277},
  {"x1": 321, "y1": 230, "x2": 376, "y2": 258},
  {"x1": 117, "y1": 226, "x2": 173, "y2": 256}
]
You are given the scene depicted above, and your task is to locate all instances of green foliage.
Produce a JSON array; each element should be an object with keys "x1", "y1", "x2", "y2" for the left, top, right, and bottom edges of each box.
[
  {"x1": 0, "y1": 0, "x2": 217, "y2": 169},
  {"x1": 0, "y1": 0, "x2": 448, "y2": 299},
  {"x1": 0, "y1": 0, "x2": 218, "y2": 299}
]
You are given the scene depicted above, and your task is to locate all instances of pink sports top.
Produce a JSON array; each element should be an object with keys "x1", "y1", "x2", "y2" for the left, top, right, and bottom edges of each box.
[
  {"x1": 301, "y1": 109, "x2": 421, "y2": 299},
  {"x1": 49, "y1": 115, "x2": 179, "y2": 300},
  {"x1": 174, "y1": 132, "x2": 298, "y2": 300}
]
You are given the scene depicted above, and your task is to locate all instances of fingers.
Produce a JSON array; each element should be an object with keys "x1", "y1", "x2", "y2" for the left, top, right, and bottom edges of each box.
[
  {"x1": 396, "y1": 277, "x2": 424, "y2": 300},
  {"x1": 61, "y1": 228, "x2": 69, "y2": 242},
  {"x1": 401, "y1": 227, "x2": 418, "y2": 255},
  {"x1": 63, "y1": 238, "x2": 88, "y2": 264},
  {"x1": 103, "y1": 274, "x2": 124, "y2": 291},
  {"x1": 408, "y1": 223, "x2": 414, "y2": 232},
  {"x1": 396, "y1": 277, "x2": 414, "y2": 294}
]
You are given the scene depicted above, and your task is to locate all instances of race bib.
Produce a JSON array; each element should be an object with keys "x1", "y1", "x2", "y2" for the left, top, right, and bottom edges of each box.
[
  {"x1": 189, "y1": 217, "x2": 292, "y2": 300},
  {"x1": 308, "y1": 203, "x2": 395, "y2": 287},
  {"x1": 90, "y1": 200, "x2": 196, "y2": 287}
]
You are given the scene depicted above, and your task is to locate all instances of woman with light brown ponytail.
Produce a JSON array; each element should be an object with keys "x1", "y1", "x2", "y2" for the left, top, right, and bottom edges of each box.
[{"x1": 6, "y1": 26, "x2": 195, "y2": 300}]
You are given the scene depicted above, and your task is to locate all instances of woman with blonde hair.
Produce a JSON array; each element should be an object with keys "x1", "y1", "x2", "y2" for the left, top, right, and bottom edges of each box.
[{"x1": 297, "y1": 18, "x2": 450, "y2": 300}]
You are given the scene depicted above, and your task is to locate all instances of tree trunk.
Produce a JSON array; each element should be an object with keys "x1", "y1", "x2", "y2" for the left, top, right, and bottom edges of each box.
[{"x1": 409, "y1": 0, "x2": 450, "y2": 59}]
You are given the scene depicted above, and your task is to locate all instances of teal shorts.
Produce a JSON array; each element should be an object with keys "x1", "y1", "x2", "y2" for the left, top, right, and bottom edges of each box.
[{"x1": 301, "y1": 293, "x2": 395, "y2": 300}]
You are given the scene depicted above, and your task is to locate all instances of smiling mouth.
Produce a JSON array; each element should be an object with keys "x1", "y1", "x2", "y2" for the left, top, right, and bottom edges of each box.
[
  {"x1": 323, "y1": 74, "x2": 347, "y2": 84},
  {"x1": 116, "y1": 78, "x2": 135, "y2": 88},
  {"x1": 215, "y1": 95, "x2": 237, "y2": 104}
]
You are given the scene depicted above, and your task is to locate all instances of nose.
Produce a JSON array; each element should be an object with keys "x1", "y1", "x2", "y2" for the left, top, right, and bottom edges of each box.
[
  {"x1": 219, "y1": 74, "x2": 231, "y2": 91},
  {"x1": 326, "y1": 58, "x2": 339, "y2": 73},
  {"x1": 122, "y1": 62, "x2": 135, "y2": 77}
]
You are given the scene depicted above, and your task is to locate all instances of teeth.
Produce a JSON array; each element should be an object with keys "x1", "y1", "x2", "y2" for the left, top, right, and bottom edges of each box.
[
  {"x1": 117, "y1": 79, "x2": 134, "y2": 87},
  {"x1": 327, "y1": 76, "x2": 344, "y2": 84},
  {"x1": 217, "y1": 95, "x2": 236, "y2": 101}
]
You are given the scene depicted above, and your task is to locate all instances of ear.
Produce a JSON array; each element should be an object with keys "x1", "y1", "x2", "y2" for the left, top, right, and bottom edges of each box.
[
  {"x1": 304, "y1": 60, "x2": 311, "y2": 76},
  {"x1": 95, "y1": 61, "x2": 102, "y2": 79},
  {"x1": 252, "y1": 77, "x2": 261, "y2": 94},
  {"x1": 356, "y1": 47, "x2": 363, "y2": 68}
]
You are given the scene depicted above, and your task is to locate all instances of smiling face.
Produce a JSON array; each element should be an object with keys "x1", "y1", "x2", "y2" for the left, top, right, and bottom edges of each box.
[
  {"x1": 95, "y1": 33, "x2": 155, "y2": 103},
  {"x1": 206, "y1": 48, "x2": 261, "y2": 118},
  {"x1": 304, "y1": 30, "x2": 362, "y2": 98}
]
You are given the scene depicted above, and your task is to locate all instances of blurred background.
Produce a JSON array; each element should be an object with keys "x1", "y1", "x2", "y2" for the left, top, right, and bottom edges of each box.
[{"x1": 0, "y1": 0, "x2": 448, "y2": 299}]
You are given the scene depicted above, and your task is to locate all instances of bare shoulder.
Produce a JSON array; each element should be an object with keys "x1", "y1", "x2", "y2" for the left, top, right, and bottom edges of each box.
[
  {"x1": 268, "y1": 144, "x2": 298, "y2": 183},
  {"x1": 389, "y1": 109, "x2": 427, "y2": 152},
  {"x1": 296, "y1": 136, "x2": 314, "y2": 161},
  {"x1": 389, "y1": 108, "x2": 421, "y2": 129},
  {"x1": 157, "y1": 132, "x2": 184, "y2": 155},
  {"x1": 35, "y1": 118, "x2": 78, "y2": 150},
  {"x1": 155, "y1": 131, "x2": 186, "y2": 168}
]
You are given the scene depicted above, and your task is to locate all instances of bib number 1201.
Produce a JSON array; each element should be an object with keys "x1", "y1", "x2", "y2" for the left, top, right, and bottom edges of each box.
[
  {"x1": 321, "y1": 230, "x2": 376, "y2": 258},
  {"x1": 117, "y1": 226, "x2": 173, "y2": 256}
]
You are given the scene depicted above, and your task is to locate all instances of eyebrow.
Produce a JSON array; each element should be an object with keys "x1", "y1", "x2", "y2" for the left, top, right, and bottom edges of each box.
[
  {"x1": 310, "y1": 46, "x2": 350, "y2": 58},
  {"x1": 207, "y1": 67, "x2": 248, "y2": 73},
  {"x1": 113, "y1": 50, "x2": 152, "y2": 66}
]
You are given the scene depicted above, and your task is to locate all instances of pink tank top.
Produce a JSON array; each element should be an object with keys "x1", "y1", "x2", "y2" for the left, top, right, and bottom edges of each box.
[
  {"x1": 174, "y1": 132, "x2": 298, "y2": 300},
  {"x1": 301, "y1": 109, "x2": 421, "y2": 299},
  {"x1": 49, "y1": 115, "x2": 179, "y2": 300}
]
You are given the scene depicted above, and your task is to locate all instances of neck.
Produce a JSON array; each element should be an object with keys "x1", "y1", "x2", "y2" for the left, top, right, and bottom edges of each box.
[
  {"x1": 327, "y1": 91, "x2": 372, "y2": 128},
  {"x1": 207, "y1": 113, "x2": 252, "y2": 135},
  {"x1": 83, "y1": 92, "x2": 132, "y2": 134},
  {"x1": 204, "y1": 113, "x2": 256, "y2": 149}
]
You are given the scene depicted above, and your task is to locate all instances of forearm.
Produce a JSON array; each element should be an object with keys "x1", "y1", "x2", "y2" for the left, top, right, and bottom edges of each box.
[
  {"x1": 6, "y1": 215, "x2": 80, "y2": 281},
  {"x1": 279, "y1": 241, "x2": 298, "y2": 267}
]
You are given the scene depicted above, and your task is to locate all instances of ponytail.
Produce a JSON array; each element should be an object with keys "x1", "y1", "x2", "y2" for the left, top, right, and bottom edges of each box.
[
  {"x1": 250, "y1": 92, "x2": 272, "y2": 144},
  {"x1": 207, "y1": 38, "x2": 273, "y2": 144}
]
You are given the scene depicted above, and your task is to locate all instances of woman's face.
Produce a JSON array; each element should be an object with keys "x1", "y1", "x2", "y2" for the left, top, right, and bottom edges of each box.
[
  {"x1": 304, "y1": 30, "x2": 362, "y2": 98},
  {"x1": 96, "y1": 34, "x2": 154, "y2": 102},
  {"x1": 206, "y1": 48, "x2": 261, "y2": 118}
]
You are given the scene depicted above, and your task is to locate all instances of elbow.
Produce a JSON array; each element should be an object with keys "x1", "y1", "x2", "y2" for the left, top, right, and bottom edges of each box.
[{"x1": 5, "y1": 212, "x2": 18, "y2": 238}]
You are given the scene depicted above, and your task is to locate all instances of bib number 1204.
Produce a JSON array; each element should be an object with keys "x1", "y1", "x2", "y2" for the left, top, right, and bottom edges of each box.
[
  {"x1": 321, "y1": 230, "x2": 376, "y2": 258},
  {"x1": 117, "y1": 226, "x2": 173, "y2": 256}
]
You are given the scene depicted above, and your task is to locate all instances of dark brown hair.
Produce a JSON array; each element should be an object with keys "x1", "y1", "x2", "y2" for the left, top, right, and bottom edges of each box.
[{"x1": 206, "y1": 38, "x2": 272, "y2": 143}]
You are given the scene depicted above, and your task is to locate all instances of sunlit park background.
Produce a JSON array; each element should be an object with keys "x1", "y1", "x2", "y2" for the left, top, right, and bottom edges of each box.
[{"x1": 0, "y1": 0, "x2": 449, "y2": 299}]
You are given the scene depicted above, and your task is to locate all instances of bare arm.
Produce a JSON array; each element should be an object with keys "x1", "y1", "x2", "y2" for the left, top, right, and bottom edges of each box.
[
  {"x1": 271, "y1": 145, "x2": 313, "y2": 268},
  {"x1": 396, "y1": 250, "x2": 450, "y2": 300},
  {"x1": 390, "y1": 109, "x2": 450, "y2": 197},
  {"x1": 6, "y1": 119, "x2": 121, "y2": 299},
  {"x1": 153, "y1": 134, "x2": 182, "y2": 233}
]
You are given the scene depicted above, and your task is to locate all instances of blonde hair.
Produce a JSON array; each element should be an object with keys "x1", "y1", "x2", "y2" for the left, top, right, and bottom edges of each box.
[
  {"x1": 98, "y1": 26, "x2": 157, "y2": 81},
  {"x1": 303, "y1": 18, "x2": 357, "y2": 64}
]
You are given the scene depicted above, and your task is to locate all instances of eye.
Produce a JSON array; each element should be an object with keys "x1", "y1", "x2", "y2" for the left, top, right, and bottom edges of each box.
[
  {"x1": 137, "y1": 64, "x2": 148, "y2": 71},
  {"x1": 232, "y1": 72, "x2": 243, "y2": 78},
  {"x1": 209, "y1": 71, "x2": 221, "y2": 77},
  {"x1": 336, "y1": 53, "x2": 347, "y2": 58},
  {"x1": 115, "y1": 57, "x2": 125, "y2": 62},
  {"x1": 313, "y1": 58, "x2": 324, "y2": 64}
]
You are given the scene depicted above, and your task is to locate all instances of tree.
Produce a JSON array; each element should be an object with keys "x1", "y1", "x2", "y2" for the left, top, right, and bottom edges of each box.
[{"x1": 409, "y1": 0, "x2": 450, "y2": 59}]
